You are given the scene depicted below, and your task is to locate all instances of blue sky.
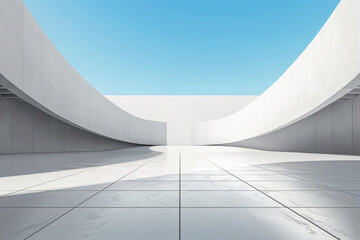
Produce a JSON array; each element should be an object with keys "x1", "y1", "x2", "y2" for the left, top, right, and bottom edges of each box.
[{"x1": 24, "y1": 0, "x2": 340, "y2": 95}]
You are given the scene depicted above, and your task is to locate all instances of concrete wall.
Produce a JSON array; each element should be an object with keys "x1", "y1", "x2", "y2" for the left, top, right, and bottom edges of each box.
[
  {"x1": 0, "y1": 97, "x2": 135, "y2": 154},
  {"x1": 192, "y1": 0, "x2": 360, "y2": 146},
  {"x1": 107, "y1": 95, "x2": 256, "y2": 145},
  {"x1": 231, "y1": 96, "x2": 360, "y2": 155},
  {"x1": 0, "y1": 0, "x2": 167, "y2": 146}
]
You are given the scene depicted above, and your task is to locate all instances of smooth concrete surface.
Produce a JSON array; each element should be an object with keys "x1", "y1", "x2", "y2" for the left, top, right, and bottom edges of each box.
[
  {"x1": 0, "y1": 98, "x2": 136, "y2": 154},
  {"x1": 193, "y1": 0, "x2": 360, "y2": 146},
  {"x1": 0, "y1": 146, "x2": 360, "y2": 239},
  {"x1": 0, "y1": 0, "x2": 166, "y2": 146},
  {"x1": 107, "y1": 95, "x2": 256, "y2": 145},
  {"x1": 233, "y1": 96, "x2": 360, "y2": 154}
]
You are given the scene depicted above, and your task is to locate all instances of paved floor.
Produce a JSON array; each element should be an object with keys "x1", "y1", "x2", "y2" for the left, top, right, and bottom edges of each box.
[{"x1": 0, "y1": 146, "x2": 359, "y2": 239}]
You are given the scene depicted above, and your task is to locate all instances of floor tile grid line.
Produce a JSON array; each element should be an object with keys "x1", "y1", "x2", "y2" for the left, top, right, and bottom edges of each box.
[
  {"x1": 179, "y1": 151, "x2": 181, "y2": 240},
  {"x1": 180, "y1": 180, "x2": 244, "y2": 182},
  {"x1": 124, "y1": 180, "x2": 180, "y2": 182},
  {"x1": 200, "y1": 152, "x2": 360, "y2": 198},
  {"x1": 186, "y1": 180, "x2": 360, "y2": 182},
  {"x1": 230, "y1": 173, "x2": 358, "y2": 176},
  {"x1": 2, "y1": 189, "x2": 182, "y2": 192},
  {"x1": 24, "y1": 158, "x2": 155, "y2": 240},
  {"x1": 9, "y1": 189, "x2": 360, "y2": 192},
  {"x1": 193, "y1": 152, "x2": 341, "y2": 240},
  {"x1": 179, "y1": 189, "x2": 353, "y2": 192},
  {"x1": 1, "y1": 206, "x2": 360, "y2": 209}
]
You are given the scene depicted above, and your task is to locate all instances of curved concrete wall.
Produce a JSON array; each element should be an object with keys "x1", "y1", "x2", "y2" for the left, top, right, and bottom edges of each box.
[
  {"x1": 192, "y1": 0, "x2": 360, "y2": 148},
  {"x1": 0, "y1": 0, "x2": 167, "y2": 147},
  {"x1": 231, "y1": 96, "x2": 360, "y2": 155},
  {"x1": 0, "y1": 96, "x2": 136, "y2": 154}
]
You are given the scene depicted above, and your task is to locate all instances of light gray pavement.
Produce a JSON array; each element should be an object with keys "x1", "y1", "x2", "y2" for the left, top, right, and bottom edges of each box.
[{"x1": 0, "y1": 146, "x2": 359, "y2": 239}]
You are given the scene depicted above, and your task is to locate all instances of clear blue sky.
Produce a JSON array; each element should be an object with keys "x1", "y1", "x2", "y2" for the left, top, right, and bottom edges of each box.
[{"x1": 24, "y1": 0, "x2": 340, "y2": 95}]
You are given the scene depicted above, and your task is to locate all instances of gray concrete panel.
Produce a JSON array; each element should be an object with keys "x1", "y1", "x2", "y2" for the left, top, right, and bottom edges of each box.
[
  {"x1": 300, "y1": 114, "x2": 316, "y2": 153},
  {"x1": 65, "y1": 125, "x2": 79, "y2": 152},
  {"x1": 353, "y1": 97, "x2": 360, "y2": 154},
  {"x1": 50, "y1": 119, "x2": 67, "y2": 152},
  {"x1": 286, "y1": 123, "x2": 301, "y2": 152},
  {"x1": 261, "y1": 134, "x2": 272, "y2": 151},
  {"x1": 278, "y1": 128, "x2": 288, "y2": 151},
  {"x1": 0, "y1": 99, "x2": 13, "y2": 153},
  {"x1": 333, "y1": 99, "x2": 353, "y2": 154},
  {"x1": 315, "y1": 105, "x2": 333, "y2": 153},
  {"x1": 32, "y1": 107, "x2": 51, "y2": 152},
  {"x1": 12, "y1": 101, "x2": 33, "y2": 153},
  {"x1": 78, "y1": 130, "x2": 92, "y2": 152}
]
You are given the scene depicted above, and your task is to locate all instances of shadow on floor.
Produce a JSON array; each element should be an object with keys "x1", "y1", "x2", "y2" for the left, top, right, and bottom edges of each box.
[{"x1": 0, "y1": 146, "x2": 161, "y2": 178}]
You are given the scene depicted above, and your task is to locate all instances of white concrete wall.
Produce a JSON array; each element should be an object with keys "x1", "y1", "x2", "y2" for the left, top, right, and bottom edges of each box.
[
  {"x1": 232, "y1": 96, "x2": 360, "y2": 155},
  {"x1": 0, "y1": 0, "x2": 167, "y2": 146},
  {"x1": 106, "y1": 96, "x2": 256, "y2": 145},
  {"x1": 192, "y1": 0, "x2": 360, "y2": 146}
]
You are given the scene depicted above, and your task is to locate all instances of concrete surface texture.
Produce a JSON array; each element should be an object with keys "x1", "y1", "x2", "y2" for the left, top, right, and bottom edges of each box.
[
  {"x1": 232, "y1": 96, "x2": 360, "y2": 155},
  {"x1": 0, "y1": 98, "x2": 136, "y2": 154},
  {"x1": 106, "y1": 95, "x2": 256, "y2": 145},
  {"x1": 0, "y1": 0, "x2": 166, "y2": 146},
  {"x1": 0, "y1": 146, "x2": 359, "y2": 239},
  {"x1": 192, "y1": 0, "x2": 360, "y2": 149}
]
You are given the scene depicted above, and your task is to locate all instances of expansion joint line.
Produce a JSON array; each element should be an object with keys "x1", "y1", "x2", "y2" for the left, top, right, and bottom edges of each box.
[
  {"x1": 193, "y1": 152, "x2": 340, "y2": 240},
  {"x1": 25, "y1": 158, "x2": 154, "y2": 239}
]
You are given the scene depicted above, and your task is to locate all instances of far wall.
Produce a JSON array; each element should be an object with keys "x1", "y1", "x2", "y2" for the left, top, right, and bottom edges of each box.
[{"x1": 106, "y1": 96, "x2": 256, "y2": 145}]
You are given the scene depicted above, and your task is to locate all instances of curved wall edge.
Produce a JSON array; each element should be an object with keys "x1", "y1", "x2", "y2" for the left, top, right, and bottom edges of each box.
[
  {"x1": 0, "y1": 91, "x2": 140, "y2": 154},
  {"x1": 227, "y1": 87, "x2": 360, "y2": 155},
  {"x1": 192, "y1": 0, "x2": 360, "y2": 148},
  {"x1": 0, "y1": 0, "x2": 167, "y2": 147}
]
